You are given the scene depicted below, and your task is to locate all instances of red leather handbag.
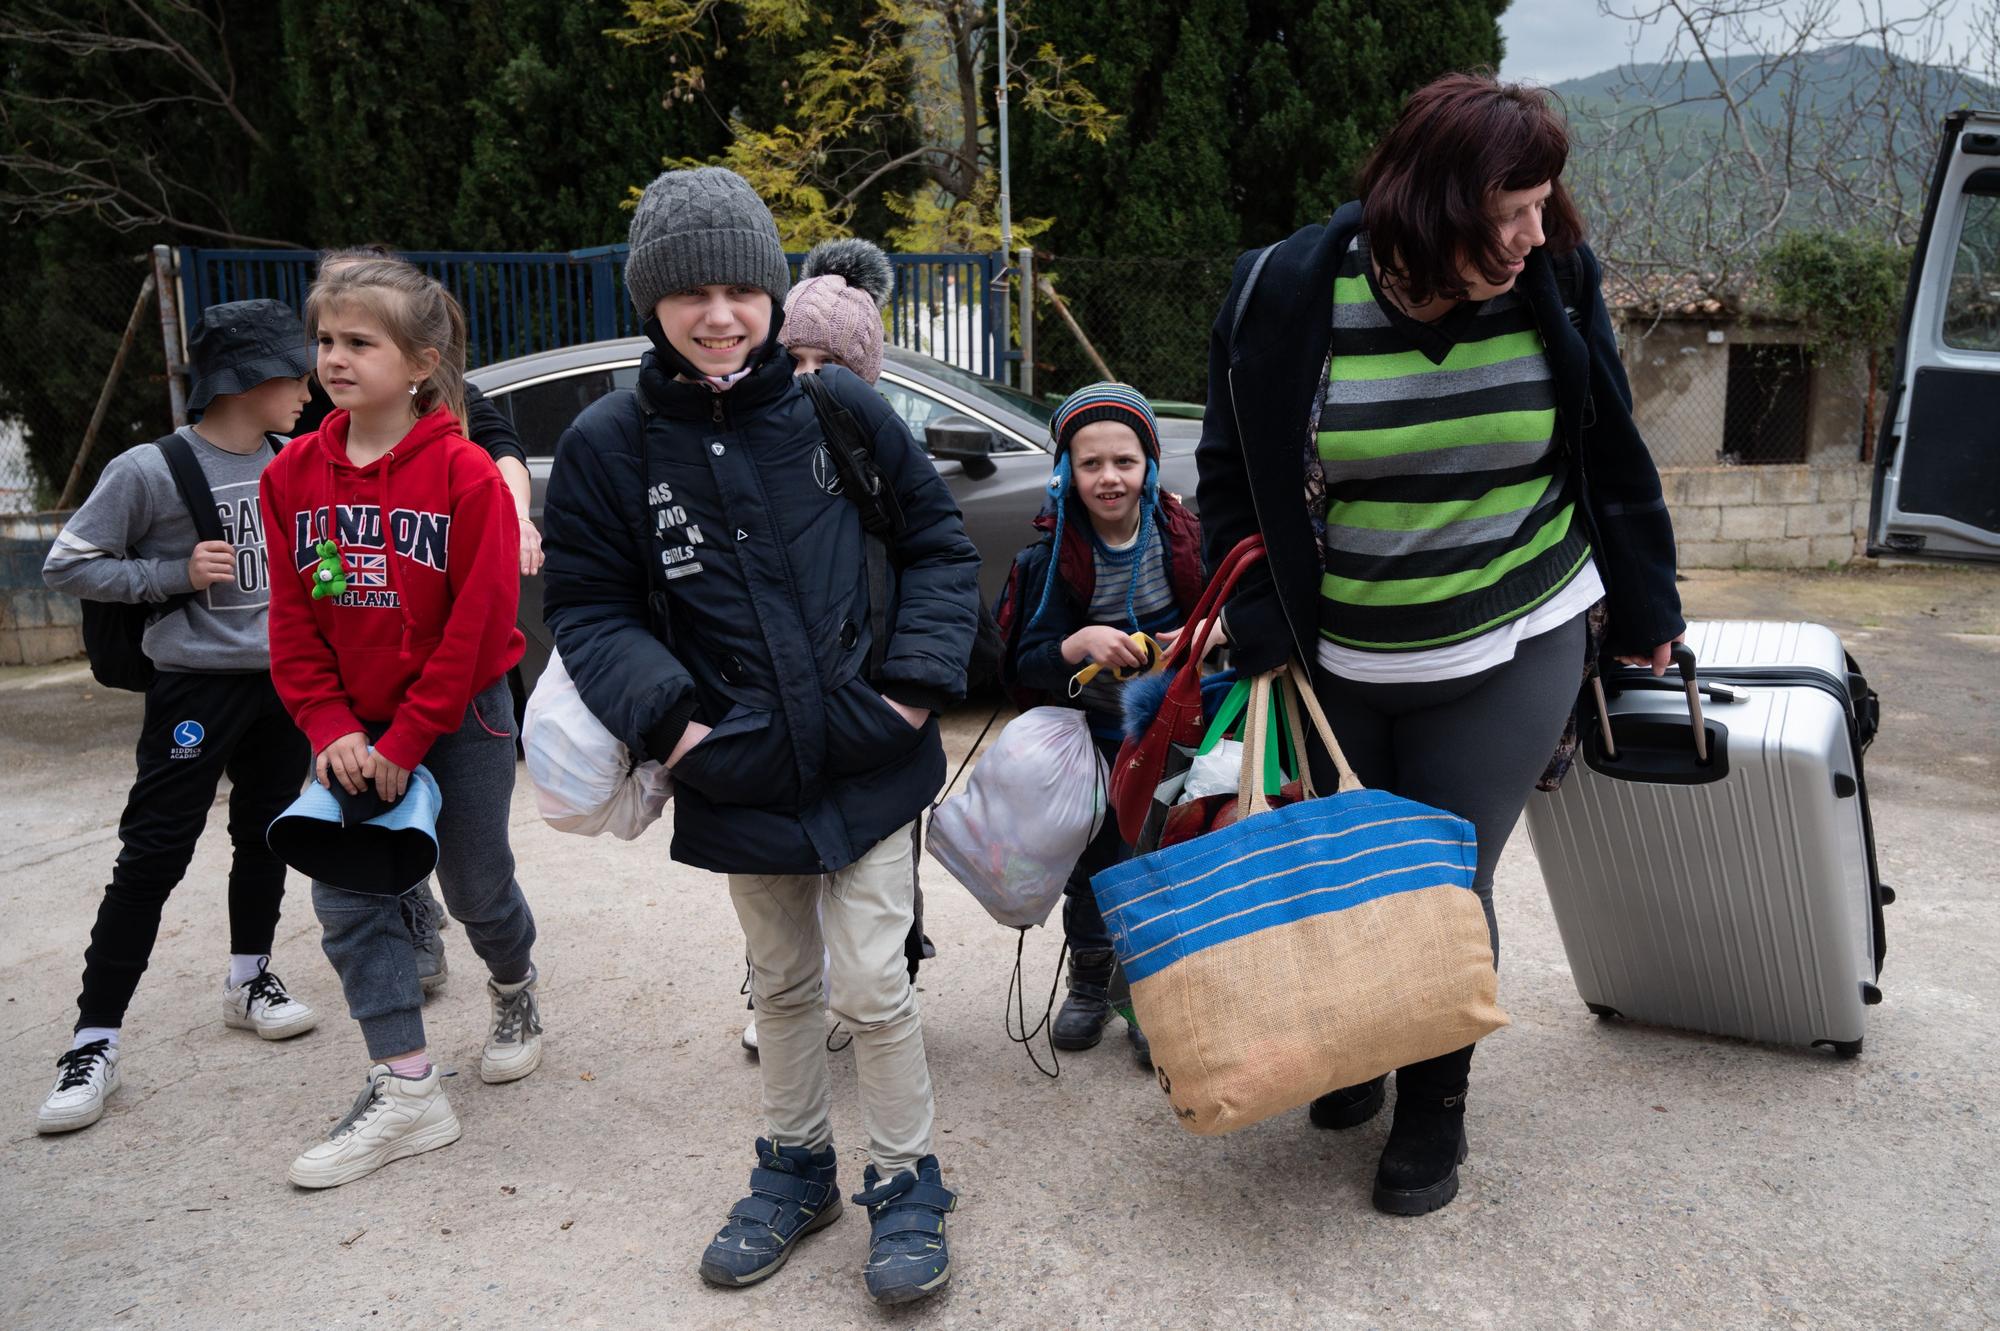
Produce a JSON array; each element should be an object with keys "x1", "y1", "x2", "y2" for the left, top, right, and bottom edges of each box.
[{"x1": 1106, "y1": 535, "x2": 1266, "y2": 842}]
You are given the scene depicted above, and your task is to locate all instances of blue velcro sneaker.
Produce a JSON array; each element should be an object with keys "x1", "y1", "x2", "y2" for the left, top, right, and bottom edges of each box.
[
  {"x1": 698, "y1": 1138, "x2": 842, "y2": 1287},
  {"x1": 852, "y1": 1155, "x2": 955, "y2": 1304}
]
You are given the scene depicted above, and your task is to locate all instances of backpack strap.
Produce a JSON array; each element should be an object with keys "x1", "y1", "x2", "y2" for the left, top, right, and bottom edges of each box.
[
  {"x1": 157, "y1": 432, "x2": 226, "y2": 545},
  {"x1": 1230, "y1": 245, "x2": 1275, "y2": 353},
  {"x1": 622, "y1": 384, "x2": 677, "y2": 648},
  {"x1": 1553, "y1": 247, "x2": 1589, "y2": 331},
  {"x1": 796, "y1": 373, "x2": 905, "y2": 539},
  {"x1": 1550, "y1": 248, "x2": 1597, "y2": 430},
  {"x1": 797, "y1": 372, "x2": 902, "y2": 683}
]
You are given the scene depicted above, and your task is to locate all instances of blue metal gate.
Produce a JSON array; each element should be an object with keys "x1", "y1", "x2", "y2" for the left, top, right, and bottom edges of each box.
[{"x1": 178, "y1": 245, "x2": 1009, "y2": 379}]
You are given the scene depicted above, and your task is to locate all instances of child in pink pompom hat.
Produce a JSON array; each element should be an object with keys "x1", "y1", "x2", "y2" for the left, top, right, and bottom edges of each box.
[{"x1": 779, "y1": 238, "x2": 894, "y2": 384}]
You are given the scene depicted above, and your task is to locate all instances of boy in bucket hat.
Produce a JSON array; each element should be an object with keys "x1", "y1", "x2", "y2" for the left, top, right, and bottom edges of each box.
[
  {"x1": 541, "y1": 167, "x2": 980, "y2": 1303},
  {"x1": 37, "y1": 298, "x2": 320, "y2": 1135}
]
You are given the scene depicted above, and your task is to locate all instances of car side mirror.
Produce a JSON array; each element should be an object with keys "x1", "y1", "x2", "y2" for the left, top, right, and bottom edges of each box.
[{"x1": 925, "y1": 414, "x2": 999, "y2": 480}]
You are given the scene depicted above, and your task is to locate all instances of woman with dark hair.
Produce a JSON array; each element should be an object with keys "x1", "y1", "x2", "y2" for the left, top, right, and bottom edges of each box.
[{"x1": 1195, "y1": 73, "x2": 1684, "y2": 1215}]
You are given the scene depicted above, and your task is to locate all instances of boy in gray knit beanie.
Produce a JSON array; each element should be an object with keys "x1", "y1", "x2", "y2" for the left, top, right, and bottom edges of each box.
[
  {"x1": 559, "y1": 166, "x2": 971, "y2": 1305},
  {"x1": 625, "y1": 166, "x2": 791, "y2": 384}
]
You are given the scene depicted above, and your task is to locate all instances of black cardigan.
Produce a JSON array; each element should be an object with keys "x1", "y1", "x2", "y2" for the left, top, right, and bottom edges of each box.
[{"x1": 1195, "y1": 201, "x2": 1684, "y2": 673}]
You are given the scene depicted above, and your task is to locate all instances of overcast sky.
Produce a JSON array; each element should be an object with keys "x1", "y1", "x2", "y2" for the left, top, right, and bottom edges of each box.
[{"x1": 1497, "y1": 0, "x2": 1990, "y2": 86}]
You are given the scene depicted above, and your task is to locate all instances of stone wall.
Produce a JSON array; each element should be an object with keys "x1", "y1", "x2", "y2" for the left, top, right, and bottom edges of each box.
[
  {"x1": 0, "y1": 512, "x2": 81, "y2": 665},
  {"x1": 1661, "y1": 463, "x2": 1873, "y2": 568}
]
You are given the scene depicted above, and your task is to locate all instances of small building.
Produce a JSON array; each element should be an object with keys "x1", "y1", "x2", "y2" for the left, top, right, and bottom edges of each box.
[{"x1": 1604, "y1": 276, "x2": 1876, "y2": 568}]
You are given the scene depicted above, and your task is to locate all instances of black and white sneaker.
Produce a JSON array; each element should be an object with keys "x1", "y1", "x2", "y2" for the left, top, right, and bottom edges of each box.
[
  {"x1": 37, "y1": 1040, "x2": 120, "y2": 1134},
  {"x1": 223, "y1": 964, "x2": 318, "y2": 1041}
]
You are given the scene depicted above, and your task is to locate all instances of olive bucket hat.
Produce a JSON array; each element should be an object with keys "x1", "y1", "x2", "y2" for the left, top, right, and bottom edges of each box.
[{"x1": 186, "y1": 298, "x2": 314, "y2": 420}]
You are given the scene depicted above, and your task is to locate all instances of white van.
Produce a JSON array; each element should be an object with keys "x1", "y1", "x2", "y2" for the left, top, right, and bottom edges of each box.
[{"x1": 1870, "y1": 109, "x2": 2000, "y2": 561}]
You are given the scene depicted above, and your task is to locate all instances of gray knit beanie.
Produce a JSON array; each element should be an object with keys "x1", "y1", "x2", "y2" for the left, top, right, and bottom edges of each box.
[{"x1": 624, "y1": 167, "x2": 791, "y2": 315}]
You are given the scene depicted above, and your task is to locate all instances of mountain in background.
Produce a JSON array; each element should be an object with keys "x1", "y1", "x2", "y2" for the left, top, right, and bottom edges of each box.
[
  {"x1": 1550, "y1": 41, "x2": 1996, "y2": 258},
  {"x1": 1549, "y1": 41, "x2": 1995, "y2": 123}
]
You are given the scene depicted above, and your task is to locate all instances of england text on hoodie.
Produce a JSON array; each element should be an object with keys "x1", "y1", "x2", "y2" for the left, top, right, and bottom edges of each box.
[{"x1": 259, "y1": 407, "x2": 525, "y2": 771}]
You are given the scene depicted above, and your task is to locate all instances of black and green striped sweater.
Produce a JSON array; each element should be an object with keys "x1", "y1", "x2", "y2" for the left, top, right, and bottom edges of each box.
[{"x1": 1315, "y1": 234, "x2": 1594, "y2": 651}]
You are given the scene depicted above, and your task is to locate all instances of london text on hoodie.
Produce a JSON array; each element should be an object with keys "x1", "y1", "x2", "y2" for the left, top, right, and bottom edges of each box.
[{"x1": 260, "y1": 406, "x2": 525, "y2": 772}]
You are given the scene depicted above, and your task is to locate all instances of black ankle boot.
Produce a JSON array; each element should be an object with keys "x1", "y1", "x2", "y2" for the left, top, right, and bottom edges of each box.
[
  {"x1": 1051, "y1": 948, "x2": 1115, "y2": 1050},
  {"x1": 1372, "y1": 1046, "x2": 1474, "y2": 1216},
  {"x1": 1308, "y1": 1074, "x2": 1387, "y2": 1130}
]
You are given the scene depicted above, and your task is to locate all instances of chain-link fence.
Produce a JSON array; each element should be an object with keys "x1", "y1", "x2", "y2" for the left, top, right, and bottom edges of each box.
[
  {"x1": 1027, "y1": 255, "x2": 1238, "y2": 408},
  {"x1": 2, "y1": 247, "x2": 1884, "y2": 518},
  {"x1": 0, "y1": 251, "x2": 173, "y2": 515},
  {"x1": 1020, "y1": 259, "x2": 1877, "y2": 475}
]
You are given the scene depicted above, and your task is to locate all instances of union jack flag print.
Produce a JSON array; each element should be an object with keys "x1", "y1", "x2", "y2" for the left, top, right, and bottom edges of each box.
[{"x1": 347, "y1": 553, "x2": 388, "y2": 588}]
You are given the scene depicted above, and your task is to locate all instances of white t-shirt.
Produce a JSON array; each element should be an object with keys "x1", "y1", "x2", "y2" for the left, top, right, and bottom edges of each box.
[{"x1": 1316, "y1": 560, "x2": 1604, "y2": 684}]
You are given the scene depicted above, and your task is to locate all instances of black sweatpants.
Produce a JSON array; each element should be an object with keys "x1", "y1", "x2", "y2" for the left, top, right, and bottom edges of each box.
[
  {"x1": 74, "y1": 670, "x2": 310, "y2": 1031},
  {"x1": 1060, "y1": 733, "x2": 1127, "y2": 960},
  {"x1": 1308, "y1": 612, "x2": 1588, "y2": 965},
  {"x1": 1310, "y1": 613, "x2": 1587, "y2": 1094}
]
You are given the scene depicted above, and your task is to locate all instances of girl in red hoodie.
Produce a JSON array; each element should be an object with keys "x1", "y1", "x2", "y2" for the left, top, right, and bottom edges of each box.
[{"x1": 260, "y1": 257, "x2": 542, "y2": 1190}]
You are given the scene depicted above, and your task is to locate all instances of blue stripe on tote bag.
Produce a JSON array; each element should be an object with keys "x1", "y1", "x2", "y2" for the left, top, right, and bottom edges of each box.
[{"x1": 1093, "y1": 663, "x2": 1507, "y2": 1135}]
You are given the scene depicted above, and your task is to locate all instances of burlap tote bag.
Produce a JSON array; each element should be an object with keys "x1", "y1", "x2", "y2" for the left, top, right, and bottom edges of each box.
[{"x1": 1091, "y1": 663, "x2": 1507, "y2": 1135}]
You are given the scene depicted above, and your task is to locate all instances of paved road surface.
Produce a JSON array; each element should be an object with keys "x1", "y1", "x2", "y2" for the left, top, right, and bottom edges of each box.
[{"x1": 2, "y1": 568, "x2": 1994, "y2": 1330}]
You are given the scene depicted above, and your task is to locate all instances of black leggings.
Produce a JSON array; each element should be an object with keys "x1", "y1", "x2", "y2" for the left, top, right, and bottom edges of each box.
[{"x1": 1308, "y1": 612, "x2": 1587, "y2": 963}]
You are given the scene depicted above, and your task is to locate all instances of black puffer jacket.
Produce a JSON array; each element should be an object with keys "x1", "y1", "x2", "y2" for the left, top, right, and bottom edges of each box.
[{"x1": 540, "y1": 352, "x2": 981, "y2": 875}]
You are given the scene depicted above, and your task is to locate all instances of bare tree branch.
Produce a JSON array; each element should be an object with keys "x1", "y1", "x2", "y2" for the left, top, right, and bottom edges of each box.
[
  {"x1": 0, "y1": 152, "x2": 288, "y2": 245},
  {"x1": 1574, "y1": 0, "x2": 1994, "y2": 311},
  {"x1": 0, "y1": 0, "x2": 273, "y2": 239}
]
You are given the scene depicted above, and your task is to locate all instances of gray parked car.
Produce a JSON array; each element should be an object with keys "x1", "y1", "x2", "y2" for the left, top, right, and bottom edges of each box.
[{"x1": 467, "y1": 339, "x2": 1202, "y2": 702}]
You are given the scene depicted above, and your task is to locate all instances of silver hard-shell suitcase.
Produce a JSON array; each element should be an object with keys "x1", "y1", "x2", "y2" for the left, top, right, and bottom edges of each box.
[{"x1": 1524, "y1": 621, "x2": 1888, "y2": 1056}]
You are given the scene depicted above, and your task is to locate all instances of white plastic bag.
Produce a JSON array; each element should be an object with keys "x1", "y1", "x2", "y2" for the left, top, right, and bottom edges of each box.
[
  {"x1": 1180, "y1": 739, "x2": 1243, "y2": 802},
  {"x1": 523, "y1": 650, "x2": 672, "y2": 840},
  {"x1": 926, "y1": 706, "x2": 1105, "y2": 929}
]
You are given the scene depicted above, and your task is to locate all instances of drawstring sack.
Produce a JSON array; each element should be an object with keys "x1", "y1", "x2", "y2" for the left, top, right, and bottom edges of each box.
[{"x1": 926, "y1": 706, "x2": 1106, "y2": 930}]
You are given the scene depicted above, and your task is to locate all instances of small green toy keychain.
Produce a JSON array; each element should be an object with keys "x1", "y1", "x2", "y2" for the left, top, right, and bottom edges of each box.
[{"x1": 309, "y1": 539, "x2": 347, "y2": 600}]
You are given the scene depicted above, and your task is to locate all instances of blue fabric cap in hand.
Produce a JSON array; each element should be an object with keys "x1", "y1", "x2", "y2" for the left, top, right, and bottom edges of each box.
[{"x1": 267, "y1": 765, "x2": 442, "y2": 895}]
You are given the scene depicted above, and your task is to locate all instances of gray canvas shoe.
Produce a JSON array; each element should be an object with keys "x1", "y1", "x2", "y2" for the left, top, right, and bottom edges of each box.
[{"x1": 401, "y1": 881, "x2": 450, "y2": 994}]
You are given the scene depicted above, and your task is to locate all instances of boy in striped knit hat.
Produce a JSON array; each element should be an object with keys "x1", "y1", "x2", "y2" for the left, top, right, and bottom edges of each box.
[{"x1": 1000, "y1": 383, "x2": 1205, "y2": 1059}]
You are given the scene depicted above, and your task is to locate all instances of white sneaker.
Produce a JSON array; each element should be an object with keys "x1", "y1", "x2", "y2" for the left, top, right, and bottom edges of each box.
[
  {"x1": 288, "y1": 1064, "x2": 461, "y2": 1189},
  {"x1": 480, "y1": 975, "x2": 543, "y2": 1084},
  {"x1": 36, "y1": 1039, "x2": 120, "y2": 1134},
  {"x1": 223, "y1": 966, "x2": 319, "y2": 1041},
  {"x1": 742, "y1": 1017, "x2": 758, "y2": 1054}
]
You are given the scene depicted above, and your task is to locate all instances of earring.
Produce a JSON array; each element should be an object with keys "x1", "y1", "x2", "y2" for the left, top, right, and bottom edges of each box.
[{"x1": 407, "y1": 383, "x2": 419, "y2": 397}]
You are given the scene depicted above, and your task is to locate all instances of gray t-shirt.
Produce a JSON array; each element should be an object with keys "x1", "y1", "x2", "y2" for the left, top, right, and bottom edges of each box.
[{"x1": 43, "y1": 426, "x2": 279, "y2": 672}]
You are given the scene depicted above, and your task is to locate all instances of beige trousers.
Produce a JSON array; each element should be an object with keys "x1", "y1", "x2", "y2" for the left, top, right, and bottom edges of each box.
[{"x1": 727, "y1": 821, "x2": 935, "y2": 1178}]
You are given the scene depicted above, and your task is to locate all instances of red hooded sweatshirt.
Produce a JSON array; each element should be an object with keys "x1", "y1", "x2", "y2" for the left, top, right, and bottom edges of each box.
[{"x1": 261, "y1": 406, "x2": 525, "y2": 772}]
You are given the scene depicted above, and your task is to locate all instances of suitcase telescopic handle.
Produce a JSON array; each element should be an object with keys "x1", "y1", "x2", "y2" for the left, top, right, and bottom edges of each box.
[
  {"x1": 1672, "y1": 643, "x2": 1709, "y2": 763},
  {"x1": 1594, "y1": 642, "x2": 1710, "y2": 764}
]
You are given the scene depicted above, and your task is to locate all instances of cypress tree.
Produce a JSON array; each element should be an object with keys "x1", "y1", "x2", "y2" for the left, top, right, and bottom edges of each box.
[{"x1": 1010, "y1": 0, "x2": 1506, "y2": 399}]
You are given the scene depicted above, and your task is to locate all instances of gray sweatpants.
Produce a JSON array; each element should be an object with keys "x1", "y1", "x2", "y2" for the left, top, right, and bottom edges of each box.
[
  {"x1": 1309, "y1": 612, "x2": 1587, "y2": 962},
  {"x1": 313, "y1": 677, "x2": 537, "y2": 1059}
]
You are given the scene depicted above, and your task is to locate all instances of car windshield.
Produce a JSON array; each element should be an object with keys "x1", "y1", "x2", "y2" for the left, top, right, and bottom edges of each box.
[{"x1": 911, "y1": 357, "x2": 1054, "y2": 425}]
